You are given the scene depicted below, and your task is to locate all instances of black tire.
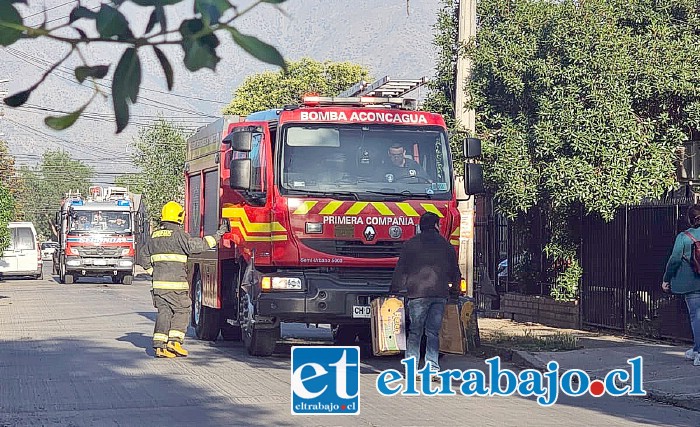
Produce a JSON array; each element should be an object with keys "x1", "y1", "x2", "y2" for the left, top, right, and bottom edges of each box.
[
  {"x1": 244, "y1": 327, "x2": 279, "y2": 356},
  {"x1": 34, "y1": 273, "x2": 42, "y2": 280},
  {"x1": 111, "y1": 276, "x2": 120, "y2": 284},
  {"x1": 334, "y1": 325, "x2": 360, "y2": 346},
  {"x1": 220, "y1": 322, "x2": 243, "y2": 341},
  {"x1": 192, "y1": 269, "x2": 220, "y2": 341},
  {"x1": 64, "y1": 274, "x2": 74, "y2": 284},
  {"x1": 122, "y1": 275, "x2": 133, "y2": 285},
  {"x1": 239, "y1": 290, "x2": 278, "y2": 356}
]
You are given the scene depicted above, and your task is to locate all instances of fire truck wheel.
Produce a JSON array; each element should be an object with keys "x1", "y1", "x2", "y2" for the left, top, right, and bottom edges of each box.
[
  {"x1": 111, "y1": 276, "x2": 120, "y2": 284},
  {"x1": 240, "y1": 292, "x2": 278, "y2": 356},
  {"x1": 220, "y1": 323, "x2": 242, "y2": 341},
  {"x1": 192, "y1": 270, "x2": 221, "y2": 341}
]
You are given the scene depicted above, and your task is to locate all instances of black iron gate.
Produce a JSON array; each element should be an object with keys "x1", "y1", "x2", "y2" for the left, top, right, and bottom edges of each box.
[{"x1": 581, "y1": 200, "x2": 694, "y2": 341}]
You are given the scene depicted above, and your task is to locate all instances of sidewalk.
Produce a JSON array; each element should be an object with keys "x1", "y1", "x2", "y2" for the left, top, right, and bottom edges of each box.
[{"x1": 476, "y1": 318, "x2": 700, "y2": 412}]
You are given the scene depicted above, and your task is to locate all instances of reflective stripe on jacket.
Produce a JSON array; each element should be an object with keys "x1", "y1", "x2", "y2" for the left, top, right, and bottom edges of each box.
[{"x1": 140, "y1": 222, "x2": 215, "y2": 290}]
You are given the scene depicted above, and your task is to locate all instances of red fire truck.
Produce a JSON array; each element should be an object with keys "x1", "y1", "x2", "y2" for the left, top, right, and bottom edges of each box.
[
  {"x1": 185, "y1": 77, "x2": 483, "y2": 355},
  {"x1": 54, "y1": 186, "x2": 138, "y2": 285}
]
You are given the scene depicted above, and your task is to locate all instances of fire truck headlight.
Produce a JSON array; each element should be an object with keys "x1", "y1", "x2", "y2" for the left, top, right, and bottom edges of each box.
[
  {"x1": 305, "y1": 222, "x2": 323, "y2": 234},
  {"x1": 66, "y1": 260, "x2": 81, "y2": 266},
  {"x1": 269, "y1": 277, "x2": 303, "y2": 291},
  {"x1": 118, "y1": 260, "x2": 133, "y2": 267}
]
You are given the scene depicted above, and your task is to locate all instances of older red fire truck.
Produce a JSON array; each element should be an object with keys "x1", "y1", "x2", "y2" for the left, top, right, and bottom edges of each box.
[
  {"x1": 185, "y1": 77, "x2": 483, "y2": 355},
  {"x1": 54, "y1": 186, "x2": 138, "y2": 285}
]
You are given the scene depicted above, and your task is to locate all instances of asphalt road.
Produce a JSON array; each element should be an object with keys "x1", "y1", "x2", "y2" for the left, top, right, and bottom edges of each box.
[{"x1": 0, "y1": 262, "x2": 698, "y2": 426}]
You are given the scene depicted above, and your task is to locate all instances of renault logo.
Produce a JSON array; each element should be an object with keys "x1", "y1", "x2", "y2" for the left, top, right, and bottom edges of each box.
[{"x1": 363, "y1": 225, "x2": 376, "y2": 241}]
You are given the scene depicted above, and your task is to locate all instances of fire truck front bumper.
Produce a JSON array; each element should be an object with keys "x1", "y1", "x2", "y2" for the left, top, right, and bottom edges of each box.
[
  {"x1": 254, "y1": 271, "x2": 391, "y2": 325},
  {"x1": 64, "y1": 257, "x2": 134, "y2": 272}
]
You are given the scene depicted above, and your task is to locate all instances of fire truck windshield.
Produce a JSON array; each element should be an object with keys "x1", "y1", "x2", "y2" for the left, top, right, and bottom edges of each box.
[
  {"x1": 69, "y1": 211, "x2": 131, "y2": 234},
  {"x1": 281, "y1": 124, "x2": 452, "y2": 200}
]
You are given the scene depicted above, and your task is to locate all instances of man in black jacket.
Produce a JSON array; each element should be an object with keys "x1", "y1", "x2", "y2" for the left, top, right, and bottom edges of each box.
[{"x1": 390, "y1": 212, "x2": 461, "y2": 376}]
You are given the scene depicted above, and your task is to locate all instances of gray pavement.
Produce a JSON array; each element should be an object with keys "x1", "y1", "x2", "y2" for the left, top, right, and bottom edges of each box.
[{"x1": 0, "y1": 264, "x2": 698, "y2": 426}]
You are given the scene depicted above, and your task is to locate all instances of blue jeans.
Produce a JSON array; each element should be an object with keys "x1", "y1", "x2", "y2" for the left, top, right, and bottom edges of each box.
[
  {"x1": 406, "y1": 297, "x2": 447, "y2": 372},
  {"x1": 686, "y1": 293, "x2": 700, "y2": 352}
]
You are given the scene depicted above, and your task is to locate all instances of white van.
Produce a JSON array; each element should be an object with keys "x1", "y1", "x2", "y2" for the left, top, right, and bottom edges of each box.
[{"x1": 0, "y1": 222, "x2": 43, "y2": 280}]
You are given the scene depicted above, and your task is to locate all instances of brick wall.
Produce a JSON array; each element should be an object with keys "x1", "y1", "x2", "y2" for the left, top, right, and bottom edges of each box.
[{"x1": 500, "y1": 293, "x2": 580, "y2": 329}]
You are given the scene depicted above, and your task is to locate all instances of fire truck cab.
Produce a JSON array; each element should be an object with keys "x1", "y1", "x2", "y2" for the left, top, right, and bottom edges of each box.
[{"x1": 185, "y1": 77, "x2": 483, "y2": 356}]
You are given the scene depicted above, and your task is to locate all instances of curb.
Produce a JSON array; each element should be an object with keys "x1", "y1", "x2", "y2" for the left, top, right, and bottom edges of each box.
[{"x1": 499, "y1": 348, "x2": 700, "y2": 413}]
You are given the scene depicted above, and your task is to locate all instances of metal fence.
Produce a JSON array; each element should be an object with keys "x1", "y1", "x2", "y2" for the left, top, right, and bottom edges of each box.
[{"x1": 580, "y1": 199, "x2": 694, "y2": 341}]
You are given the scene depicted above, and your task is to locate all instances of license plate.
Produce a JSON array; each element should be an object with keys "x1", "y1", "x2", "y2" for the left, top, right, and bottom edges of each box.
[
  {"x1": 352, "y1": 305, "x2": 371, "y2": 318},
  {"x1": 94, "y1": 259, "x2": 107, "y2": 266}
]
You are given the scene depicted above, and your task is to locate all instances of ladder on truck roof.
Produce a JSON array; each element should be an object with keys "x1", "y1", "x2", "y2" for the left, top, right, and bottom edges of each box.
[{"x1": 337, "y1": 76, "x2": 427, "y2": 98}]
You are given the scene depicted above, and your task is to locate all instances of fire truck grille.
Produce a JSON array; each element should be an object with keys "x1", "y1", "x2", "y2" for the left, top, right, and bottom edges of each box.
[
  {"x1": 76, "y1": 246, "x2": 123, "y2": 257},
  {"x1": 334, "y1": 268, "x2": 394, "y2": 283},
  {"x1": 301, "y1": 239, "x2": 403, "y2": 258}
]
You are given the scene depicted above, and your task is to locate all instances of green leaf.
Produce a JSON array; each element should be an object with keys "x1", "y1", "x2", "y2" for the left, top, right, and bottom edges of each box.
[
  {"x1": 153, "y1": 46, "x2": 174, "y2": 90},
  {"x1": 96, "y1": 4, "x2": 133, "y2": 40},
  {"x1": 227, "y1": 27, "x2": 286, "y2": 70},
  {"x1": 145, "y1": 9, "x2": 158, "y2": 34},
  {"x1": 111, "y1": 48, "x2": 142, "y2": 133},
  {"x1": 0, "y1": 2, "x2": 23, "y2": 46},
  {"x1": 74, "y1": 65, "x2": 110, "y2": 83},
  {"x1": 156, "y1": 5, "x2": 167, "y2": 32},
  {"x1": 179, "y1": 19, "x2": 221, "y2": 71},
  {"x1": 69, "y1": 6, "x2": 97, "y2": 23},
  {"x1": 4, "y1": 89, "x2": 31, "y2": 107},
  {"x1": 44, "y1": 104, "x2": 88, "y2": 131},
  {"x1": 195, "y1": 0, "x2": 231, "y2": 24}
]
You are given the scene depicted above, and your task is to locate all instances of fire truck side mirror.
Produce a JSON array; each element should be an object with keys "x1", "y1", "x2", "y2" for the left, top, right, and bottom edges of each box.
[
  {"x1": 224, "y1": 129, "x2": 253, "y2": 152},
  {"x1": 230, "y1": 158, "x2": 253, "y2": 190},
  {"x1": 464, "y1": 163, "x2": 485, "y2": 195},
  {"x1": 463, "y1": 137, "x2": 481, "y2": 159}
]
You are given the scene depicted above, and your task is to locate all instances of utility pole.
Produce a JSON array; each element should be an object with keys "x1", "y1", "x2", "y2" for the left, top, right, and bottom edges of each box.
[{"x1": 455, "y1": 0, "x2": 477, "y2": 296}]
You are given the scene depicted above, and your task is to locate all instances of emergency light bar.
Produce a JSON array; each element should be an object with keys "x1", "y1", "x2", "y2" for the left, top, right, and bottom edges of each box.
[{"x1": 301, "y1": 96, "x2": 418, "y2": 110}]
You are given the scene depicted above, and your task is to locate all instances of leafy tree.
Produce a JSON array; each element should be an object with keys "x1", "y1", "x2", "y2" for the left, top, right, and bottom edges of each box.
[
  {"x1": 0, "y1": 0, "x2": 288, "y2": 133},
  {"x1": 15, "y1": 150, "x2": 94, "y2": 240},
  {"x1": 429, "y1": 0, "x2": 700, "y2": 300},
  {"x1": 223, "y1": 58, "x2": 372, "y2": 115},
  {"x1": 115, "y1": 173, "x2": 146, "y2": 195},
  {"x1": 0, "y1": 139, "x2": 24, "y2": 220},
  {"x1": 421, "y1": 0, "x2": 466, "y2": 173},
  {"x1": 0, "y1": 184, "x2": 15, "y2": 255},
  {"x1": 131, "y1": 119, "x2": 187, "y2": 223}
]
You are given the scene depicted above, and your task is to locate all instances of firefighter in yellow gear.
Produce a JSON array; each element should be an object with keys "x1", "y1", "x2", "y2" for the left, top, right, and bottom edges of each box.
[{"x1": 140, "y1": 201, "x2": 229, "y2": 358}]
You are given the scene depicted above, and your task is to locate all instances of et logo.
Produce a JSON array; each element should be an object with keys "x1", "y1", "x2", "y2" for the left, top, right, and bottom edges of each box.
[{"x1": 290, "y1": 346, "x2": 360, "y2": 415}]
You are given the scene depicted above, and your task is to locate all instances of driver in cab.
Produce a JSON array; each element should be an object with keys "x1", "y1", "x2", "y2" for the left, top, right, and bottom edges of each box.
[{"x1": 383, "y1": 143, "x2": 431, "y2": 183}]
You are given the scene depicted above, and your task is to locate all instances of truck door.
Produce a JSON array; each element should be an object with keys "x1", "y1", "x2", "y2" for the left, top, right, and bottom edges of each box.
[{"x1": 225, "y1": 122, "x2": 274, "y2": 265}]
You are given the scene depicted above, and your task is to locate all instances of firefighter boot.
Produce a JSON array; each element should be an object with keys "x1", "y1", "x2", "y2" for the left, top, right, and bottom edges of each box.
[
  {"x1": 167, "y1": 341, "x2": 189, "y2": 357},
  {"x1": 155, "y1": 347, "x2": 177, "y2": 358}
]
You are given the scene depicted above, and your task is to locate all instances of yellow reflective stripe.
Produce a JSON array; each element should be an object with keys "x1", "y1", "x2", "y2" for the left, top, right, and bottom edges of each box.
[
  {"x1": 345, "y1": 202, "x2": 369, "y2": 215},
  {"x1": 292, "y1": 201, "x2": 317, "y2": 215},
  {"x1": 451, "y1": 227, "x2": 460, "y2": 237},
  {"x1": 168, "y1": 330, "x2": 186, "y2": 340},
  {"x1": 371, "y1": 202, "x2": 394, "y2": 216},
  {"x1": 152, "y1": 281, "x2": 189, "y2": 290},
  {"x1": 396, "y1": 202, "x2": 419, "y2": 216},
  {"x1": 221, "y1": 207, "x2": 286, "y2": 232},
  {"x1": 319, "y1": 201, "x2": 343, "y2": 215},
  {"x1": 150, "y1": 254, "x2": 188, "y2": 263},
  {"x1": 421, "y1": 203, "x2": 444, "y2": 217},
  {"x1": 450, "y1": 239, "x2": 460, "y2": 245},
  {"x1": 153, "y1": 333, "x2": 168, "y2": 342},
  {"x1": 204, "y1": 236, "x2": 217, "y2": 248},
  {"x1": 229, "y1": 221, "x2": 288, "y2": 241}
]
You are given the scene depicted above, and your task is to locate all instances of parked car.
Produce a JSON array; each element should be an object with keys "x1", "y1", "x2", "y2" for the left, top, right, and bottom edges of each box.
[
  {"x1": 0, "y1": 222, "x2": 43, "y2": 280},
  {"x1": 41, "y1": 241, "x2": 59, "y2": 261}
]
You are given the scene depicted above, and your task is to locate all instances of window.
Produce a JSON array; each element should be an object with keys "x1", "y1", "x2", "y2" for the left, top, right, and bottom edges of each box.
[
  {"x1": 203, "y1": 170, "x2": 219, "y2": 236},
  {"x1": 188, "y1": 174, "x2": 201, "y2": 235},
  {"x1": 13, "y1": 228, "x2": 35, "y2": 250}
]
